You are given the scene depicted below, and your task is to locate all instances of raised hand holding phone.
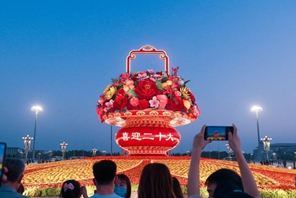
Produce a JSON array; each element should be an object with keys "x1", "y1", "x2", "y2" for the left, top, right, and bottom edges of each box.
[{"x1": 204, "y1": 126, "x2": 234, "y2": 141}]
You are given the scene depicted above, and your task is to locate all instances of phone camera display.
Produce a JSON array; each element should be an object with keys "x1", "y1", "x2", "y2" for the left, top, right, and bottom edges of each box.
[{"x1": 205, "y1": 126, "x2": 233, "y2": 141}]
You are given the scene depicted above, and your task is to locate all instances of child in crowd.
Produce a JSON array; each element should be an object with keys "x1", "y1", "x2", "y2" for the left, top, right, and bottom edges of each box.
[
  {"x1": 59, "y1": 179, "x2": 88, "y2": 198},
  {"x1": 114, "y1": 174, "x2": 131, "y2": 198}
]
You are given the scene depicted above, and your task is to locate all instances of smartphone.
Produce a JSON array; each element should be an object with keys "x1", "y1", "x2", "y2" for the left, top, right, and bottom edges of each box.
[
  {"x1": 204, "y1": 126, "x2": 234, "y2": 141},
  {"x1": 0, "y1": 142, "x2": 7, "y2": 186}
]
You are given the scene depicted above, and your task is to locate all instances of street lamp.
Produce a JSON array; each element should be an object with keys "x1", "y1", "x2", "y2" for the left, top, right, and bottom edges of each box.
[
  {"x1": 22, "y1": 135, "x2": 33, "y2": 162},
  {"x1": 272, "y1": 152, "x2": 276, "y2": 160},
  {"x1": 38, "y1": 152, "x2": 41, "y2": 162},
  {"x1": 92, "y1": 148, "x2": 97, "y2": 157},
  {"x1": 251, "y1": 105, "x2": 263, "y2": 148},
  {"x1": 293, "y1": 151, "x2": 296, "y2": 169},
  {"x1": 186, "y1": 150, "x2": 191, "y2": 156},
  {"x1": 60, "y1": 142, "x2": 68, "y2": 160},
  {"x1": 18, "y1": 149, "x2": 24, "y2": 159},
  {"x1": 31, "y1": 105, "x2": 43, "y2": 161},
  {"x1": 48, "y1": 150, "x2": 52, "y2": 160},
  {"x1": 102, "y1": 150, "x2": 106, "y2": 156},
  {"x1": 261, "y1": 136, "x2": 272, "y2": 160},
  {"x1": 225, "y1": 144, "x2": 233, "y2": 160}
]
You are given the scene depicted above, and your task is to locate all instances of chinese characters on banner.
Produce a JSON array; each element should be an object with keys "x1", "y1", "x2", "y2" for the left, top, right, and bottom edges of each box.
[{"x1": 122, "y1": 132, "x2": 175, "y2": 141}]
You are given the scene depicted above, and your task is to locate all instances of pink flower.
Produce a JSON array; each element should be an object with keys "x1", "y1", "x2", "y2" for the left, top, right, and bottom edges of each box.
[
  {"x1": 104, "y1": 100, "x2": 114, "y2": 112},
  {"x1": 149, "y1": 96, "x2": 160, "y2": 108},
  {"x1": 136, "y1": 72, "x2": 149, "y2": 81},
  {"x1": 174, "y1": 91, "x2": 181, "y2": 96},
  {"x1": 147, "y1": 69, "x2": 155, "y2": 74}
]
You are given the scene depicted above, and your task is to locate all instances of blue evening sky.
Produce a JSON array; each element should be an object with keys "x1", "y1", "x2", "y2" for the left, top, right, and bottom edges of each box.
[{"x1": 1, "y1": 1, "x2": 296, "y2": 154}]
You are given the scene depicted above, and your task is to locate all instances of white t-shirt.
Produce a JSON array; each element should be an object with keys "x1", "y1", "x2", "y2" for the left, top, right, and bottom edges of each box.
[{"x1": 89, "y1": 193, "x2": 121, "y2": 198}]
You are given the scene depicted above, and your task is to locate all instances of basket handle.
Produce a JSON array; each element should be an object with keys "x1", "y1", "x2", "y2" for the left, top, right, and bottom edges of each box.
[{"x1": 126, "y1": 45, "x2": 169, "y2": 74}]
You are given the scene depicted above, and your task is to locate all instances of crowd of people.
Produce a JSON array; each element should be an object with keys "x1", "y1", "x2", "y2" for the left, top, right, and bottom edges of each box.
[{"x1": 0, "y1": 124, "x2": 261, "y2": 198}]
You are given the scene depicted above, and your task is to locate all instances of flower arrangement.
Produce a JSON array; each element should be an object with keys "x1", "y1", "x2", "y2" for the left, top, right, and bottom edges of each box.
[{"x1": 96, "y1": 67, "x2": 201, "y2": 123}]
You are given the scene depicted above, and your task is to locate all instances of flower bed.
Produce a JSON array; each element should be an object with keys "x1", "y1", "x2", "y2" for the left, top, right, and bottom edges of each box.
[{"x1": 22, "y1": 156, "x2": 296, "y2": 197}]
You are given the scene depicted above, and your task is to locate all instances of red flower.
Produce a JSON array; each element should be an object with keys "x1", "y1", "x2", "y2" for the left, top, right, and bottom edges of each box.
[
  {"x1": 113, "y1": 95, "x2": 128, "y2": 110},
  {"x1": 135, "y1": 80, "x2": 159, "y2": 100},
  {"x1": 96, "y1": 107, "x2": 105, "y2": 123},
  {"x1": 169, "y1": 96, "x2": 184, "y2": 111},
  {"x1": 138, "y1": 99, "x2": 149, "y2": 109},
  {"x1": 117, "y1": 88, "x2": 125, "y2": 96}
]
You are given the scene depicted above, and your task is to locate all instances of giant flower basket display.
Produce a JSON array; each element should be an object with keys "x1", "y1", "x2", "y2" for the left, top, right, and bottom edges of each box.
[{"x1": 96, "y1": 45, "x2": 201, "y2": 155}]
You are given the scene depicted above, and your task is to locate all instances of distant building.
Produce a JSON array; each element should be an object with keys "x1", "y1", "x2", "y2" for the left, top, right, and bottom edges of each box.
[
  {"x1": 270, "y1": 143, "x2": 296, "y2": 153},
  {"x1": 6, "y1": 147, "x2": 22, "y2": 157},
  {"x1": 253, "y1": 143, "x2": 296, "y2": 161}
]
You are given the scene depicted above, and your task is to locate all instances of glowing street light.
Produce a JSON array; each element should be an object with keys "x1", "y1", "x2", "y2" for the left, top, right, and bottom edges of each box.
[
  {"x1": 60, "y1": 142, "x2": 68, "y2": 160},
  {"x1": 251, "y1": 105, "x2": 263, "y2": 148},
  {"x1": 261, "y1": 136, "x2": 272, "y2": 160},
  {"x1": 22, "y1": 135, "x2": 33, "y2": 162},
  {"x1": 31, "y1": 105, "x2": 43, "y2": 161}
]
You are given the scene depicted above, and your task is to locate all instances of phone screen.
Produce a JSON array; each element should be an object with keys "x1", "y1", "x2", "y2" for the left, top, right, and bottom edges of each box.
[
  {"x1": 204, "y1": 126, "x2": 233, "y2": 141},
  {"x1": 0, "y1": 142, "x2": 7, "y2": 186}
]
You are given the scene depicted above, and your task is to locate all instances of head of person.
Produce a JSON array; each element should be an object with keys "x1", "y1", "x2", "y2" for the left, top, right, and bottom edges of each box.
[
  {"x1": 214, "y1": 181, "x2": 254, "y2": 198},
  {"x1": 138, "y1": 163, "x2": 176, "y2": 198},
  {"x1": 205, "y1": 169, "x2": 243, "y2": 198},
  {"x1": 114, "y1": 174, "x2": 131, "y2": 198},
  {"x1": 92, "y1": 160, "x2": 117, "y2": 186},
  {"x1": 172, "y1": 177, "x2": 183, "y2": 198},
  {"x1": 59, "y1": 180, "x2": 81, "y2": 198},
  {"x1": 3, "y1": 158, "x2": 25, "y2": 190}
]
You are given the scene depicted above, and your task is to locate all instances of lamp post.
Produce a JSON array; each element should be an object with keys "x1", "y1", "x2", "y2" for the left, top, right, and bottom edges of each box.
[
  {"x1": 251, "y1": 106, "x2": 263, "y2": 148},
  {"x1": 186, "y1": 150, "x2": 191, "y2": 156},
  {"x1": 60, "y1": 142, "x2": 68, "y2": 160},
  {"x1": 22, "y1": 135, "x2": 33, "y2": 162},
  {"x1": 111, "y1": 126, "x2": 113, "y2": 156},
  {"x1": 48, "y1": 150, "x2": 52, "y2": 161},
  {"x1": 293, "y1": 151, "x2": 296, "y2": 169},
  {"x1": 272, "y1": 152, "x2": 276, "y2": 160},
  {"x1": 261, "y1": 136, "x2": 272, "y2": 160},
  {"x1": 92, "y1": 148, "x2": 97, "y2": 157},
  {"x1": 102, "y1": 150, "x2": 106, "y2": 156},
  {"x1": 38, "y1": 152, "x2": 41, "y2": 162},
  {"x1": 31, "y1": 105, "x2": 43, "y2": 162},
  {"x1": 225, "y1": 144, "x2": 233, "y2": 160},
  {"x1": 19, "y1": 151, "x2": 23, "y2": 159}
]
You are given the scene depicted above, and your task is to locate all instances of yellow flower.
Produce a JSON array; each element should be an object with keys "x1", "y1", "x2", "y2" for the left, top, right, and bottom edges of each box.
[
  {"x1": 103, "y1": 85, "x2": 117, "y2": 100},
  {"x1": 183, "y1": 100, "x2": 191, "y2": 110},
  {"x1": 166, "y1": 80, "x2": 172, "y2": 86},
  {"x1": 180, "y1": 87, "x2": 190, "y2": 99}
]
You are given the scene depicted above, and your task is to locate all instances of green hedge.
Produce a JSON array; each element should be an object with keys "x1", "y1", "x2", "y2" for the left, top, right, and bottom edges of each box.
[{"x1": 24, "y1": 186, "x2": 296, "y2": 198}]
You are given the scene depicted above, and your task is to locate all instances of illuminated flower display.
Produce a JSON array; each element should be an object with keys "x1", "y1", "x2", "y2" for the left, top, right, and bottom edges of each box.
[
  {"x1": 96, "y1": 67, "x2": 201, "y2": 123},
  {"x1": 96, "y1": 45, "x2": 201, "y2": 156}
]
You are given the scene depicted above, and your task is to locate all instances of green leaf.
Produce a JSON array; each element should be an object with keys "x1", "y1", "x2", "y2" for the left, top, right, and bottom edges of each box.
[
  {"x1": 111, "y1": 78, "x2": 118, "y2": 83},
  {"x1": 129, "y1": 89, "x2": 138, "y2": 97},
  {"x1": 155, "y1": 79, "x2": 164, "y2": 90}
]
